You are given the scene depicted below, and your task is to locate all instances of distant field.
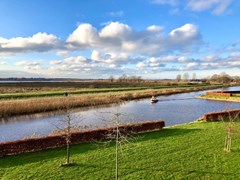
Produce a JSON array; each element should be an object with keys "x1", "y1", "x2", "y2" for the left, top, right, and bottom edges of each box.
[
  {"x1": 1, "y1": 121, "x2": 240, "y2": 179},
  {"x1": 0, "y1": 81, "x2": 171, "y2": 93},
  {"x1": 0, "y1": 81, "x2": 217, "y2": 99}
]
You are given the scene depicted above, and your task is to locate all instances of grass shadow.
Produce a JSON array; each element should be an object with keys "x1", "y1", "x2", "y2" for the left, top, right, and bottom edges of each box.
[
  {"x1": 118, "y1": 165, "x2": 240, "y2": 178},
  {"x1": 0, "y1": 142, "x2": 97, "y2": 168}
]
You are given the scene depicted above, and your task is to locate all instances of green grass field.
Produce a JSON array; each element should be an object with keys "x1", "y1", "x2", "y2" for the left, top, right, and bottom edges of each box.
[{"x1": 1, "y1": 121, "x2": 240, "y2": 179}]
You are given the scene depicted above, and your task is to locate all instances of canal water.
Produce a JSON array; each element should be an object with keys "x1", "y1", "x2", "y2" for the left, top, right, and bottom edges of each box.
[{"x1": 0, "y1": 86, "x2": 239, "y2": 142}]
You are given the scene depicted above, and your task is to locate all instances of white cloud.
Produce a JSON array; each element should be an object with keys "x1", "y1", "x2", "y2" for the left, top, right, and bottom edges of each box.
[
  {"x1": 186, "y1": 62, "x2": 199, "y2": 68},
  {"x1": 14, "y1": 61, "x2": 43, "y2": 73},
  {"x1": 24, "y1": 65, "x2": 41, "y2": 71},
  {"x1": 50, "y1": 60, "x2": 62, "y2": 65},
  {"x1": 229, "y1": 52, "x2": 240, "y2": 59},
  {"x1": 228, "y1": 61, "x2": 240, "y2": 66},
  {"x1": 0, "y1": 22, "x2": 201, "y2": 59},
  {"x1": 201, "y1": 54, "x2": 219, "y2": 62},
  {"x1": 99, "y1": 22, "x2": 132, "y2": 38},
  {"x1": 56, "y1": 51, "x2": 69, "y2": 57},
  {"x1": 91, "y1": 50, "x2": 101, "y2": 61},
  {"x1": 0, "y1": 33, "x2": 61, "y2": 56},
  {"x1": 67, "y1": 22, "x2": 201, "y2": 56},
  {"x1": 169, "y1": 24, "x2": 200, "y2": 46},
  {"x1": 150, "y1": 62, "x2": 160, "y2": 67},
  {"x1": 149, "y1": 55, "x2": 193, "y2": 63},
  {"x1": 16, "y1": 61, "x2": 40, "y2": 66},
  {"x1": 66, "y1": 23, "x2": 99, "y2": 47},
  {"x1": 186, "y1": 0, "x2": 233, "y2": 15},
  {"x1": 147, "y1": 25, "x2": 164, "y2": 32},
  {"x1": 136, "y1": 62, "x2": 147, "y2": 69},
  {"x1": 178, "y1": 56, "x2": 192, "y2": 63},
  {"x1": 64, "y1": 56, "x2": 87, "y2": 64}
]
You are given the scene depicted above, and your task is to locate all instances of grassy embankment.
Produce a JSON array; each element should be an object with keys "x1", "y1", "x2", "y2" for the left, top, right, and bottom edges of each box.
[
  {"x1": 1, "y1": 121, "x2": 240, "y2": 179},
  {"x1": 0, "y1": 83, "x2": 222, "y2": 118},
  {"x1": 197, "y1": 93, "x2": 240, "y2": 102}
]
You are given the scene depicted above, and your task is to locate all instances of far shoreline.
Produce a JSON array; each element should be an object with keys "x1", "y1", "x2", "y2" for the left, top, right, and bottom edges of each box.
[{"x1": 196, "y1": 95, "x2": 240, "y2": 103}]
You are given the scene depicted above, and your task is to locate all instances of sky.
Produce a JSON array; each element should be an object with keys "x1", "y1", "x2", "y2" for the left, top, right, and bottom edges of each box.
[{"x1": 0, "y1": 0, "x2": 240, "y2": 79}]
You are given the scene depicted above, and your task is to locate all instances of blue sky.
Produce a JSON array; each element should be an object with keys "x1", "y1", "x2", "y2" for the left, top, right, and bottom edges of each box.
[{"x1": 0, "y1": 0, "x2": 240, "y2": 79}]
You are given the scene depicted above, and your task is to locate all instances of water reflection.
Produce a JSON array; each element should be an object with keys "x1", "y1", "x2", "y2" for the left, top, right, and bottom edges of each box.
[{"x1": 0, "y1": 86, "x2": 239, "y2": 142}]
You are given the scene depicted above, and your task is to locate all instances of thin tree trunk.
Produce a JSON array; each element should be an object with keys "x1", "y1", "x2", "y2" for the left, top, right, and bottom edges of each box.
[
  {"x1": 116, "y1": 126, "x2": 119, "y2": 180},
  {"x1": 66, "y1": 141, "x2": 70, "y2": 164},
  {"x1": 66, "y1": 113, "x2": 71, "y2": 164}
]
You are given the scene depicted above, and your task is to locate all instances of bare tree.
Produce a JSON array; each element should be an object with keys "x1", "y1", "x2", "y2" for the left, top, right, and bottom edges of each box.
[
  {"x1": 221, "y1": 111, "x2": 240, "y2": 152},
  {"x1": 220, "y1": 72, "x2": 232, "y2": 85},
  {"x1": 118, "y1": 74, "x2": 127, "y2": 83},
  {"x1": 210, "y1": 74, "x2": 219, "y2": 82},
  {"x1": 109, "y1": 75, "x2": 115, "y2": 83},
  {"x1": 176, "y1": 74, "x2": 181, "y2": 82},
  {"x1": 210, "y1": 72, "x2": 232, "y2": 85},
  {"x1": 51, "y1": 96, "x2": 82, "y2": 166},
  {"x1": 192, "y1": 73, "x2": 196, "y2": 81},
  {"x1": 98, "y1": 111, "x2": 137, "y2": 180},
  {"x1": 183, "y1": 73, "x2": 190, "y2": 82}
]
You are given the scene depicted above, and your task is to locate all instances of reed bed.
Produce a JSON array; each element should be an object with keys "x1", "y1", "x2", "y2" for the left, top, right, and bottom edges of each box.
[{"x1": 0, "y1": 86, "x2": 216, "y2": 118}]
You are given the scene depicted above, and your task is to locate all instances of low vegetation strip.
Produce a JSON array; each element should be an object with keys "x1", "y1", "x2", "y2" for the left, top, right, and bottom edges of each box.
[
  {"x1": 0, "y1": 87, "x2": 149, "y2": 99},
  {"x1": 0, "y1": 120, "x2": 165, "y2": 156},
  {"x1": 0, "y1": 85, "x2": 222, "y2": 118},
  {"x1": 197, "y1": 90, "x2": 240, "y2": 102},
  {"x1": 1, "y1": 121, "x2": 240, "y2": 179},
  {"x1": 206, "y1": 92, "x2": 232, "y2": 97},
  {"x1": 197, "y1": 94, "x2": 240, "y2": 102},
  {"x1": 201, "y1": 109, "x2": 240, "y2": 122},
  {"x1": 0, "y1": 84, "x2": 220, "y2": 100}
]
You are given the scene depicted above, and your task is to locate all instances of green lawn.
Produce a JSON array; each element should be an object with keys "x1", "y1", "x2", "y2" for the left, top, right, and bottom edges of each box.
[{"x1": 1, "y1": 121, "x2": 240, "y2": 179}]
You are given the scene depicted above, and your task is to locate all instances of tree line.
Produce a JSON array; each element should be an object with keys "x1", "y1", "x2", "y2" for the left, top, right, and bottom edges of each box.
[{"x1": 109, "y1": 75, "x2": 143, "y2": 83}]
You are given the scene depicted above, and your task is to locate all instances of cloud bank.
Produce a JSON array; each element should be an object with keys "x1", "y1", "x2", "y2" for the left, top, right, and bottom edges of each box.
[
  {"x1": 0, "y1": 33, "x2": 61, "y2": 56},
  {"x1": 1, "y1": 21, "x2": 239, "y2": 78}
]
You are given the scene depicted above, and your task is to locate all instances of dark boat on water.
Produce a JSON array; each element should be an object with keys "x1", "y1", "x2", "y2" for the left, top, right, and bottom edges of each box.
[
  {"x1": 151, "y1": 97, "x2": 159, "y2": 103},
  {"x1": 151, "y1": 99, "x2": 158, "y2": 103}
]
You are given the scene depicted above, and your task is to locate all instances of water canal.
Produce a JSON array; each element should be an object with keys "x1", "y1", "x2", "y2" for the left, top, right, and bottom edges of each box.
[{"x1": 0, "y1": 86, "x2": 239, "y2": 142}]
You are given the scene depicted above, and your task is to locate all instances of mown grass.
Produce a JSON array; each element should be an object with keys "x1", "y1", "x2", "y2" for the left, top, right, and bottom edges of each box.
[
  {"x1": 1, "y1": 121, "x2": 240, "y2": 179},
  {"x1": 198, "y1": 94, "x2": 240, "y2": 102}
]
